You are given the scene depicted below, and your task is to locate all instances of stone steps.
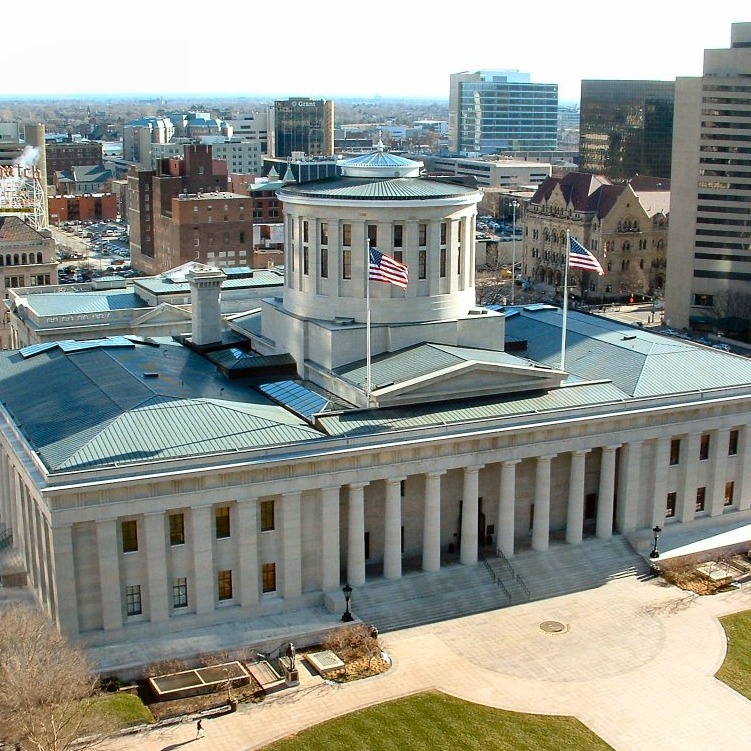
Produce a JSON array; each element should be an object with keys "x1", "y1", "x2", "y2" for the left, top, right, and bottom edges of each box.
[{"x1": 351, "y1": 535, "x2": 649, "y2": 634}]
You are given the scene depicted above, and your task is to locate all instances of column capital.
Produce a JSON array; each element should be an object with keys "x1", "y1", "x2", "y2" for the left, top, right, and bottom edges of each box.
[
  {"x1": 601, "y1": 444, "x2": 622, "y2": 453},
  {"x1": 464, "y1": 464, "x2": 485, "y2": 474},
  {"x1": 348, "y1": 482, "x2": 369, "y2": 491},
  {"x1": 501, "y1": 458, "x2": 522, "y2": 467},
  {"x1": 571, "y1": 449, "x2": 590, "y2": 457},
  {"x1": 425, "y1": 470, "x2": 447, "y2": 479},
  {"x1": 385, "y1": 476, "x2": 407, "y2": 485}
]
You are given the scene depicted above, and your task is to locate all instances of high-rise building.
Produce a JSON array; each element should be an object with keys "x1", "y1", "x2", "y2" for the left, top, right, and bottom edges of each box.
[
  {"x1": 666, "y1": 23, "x2": 751, "y2": 335},
  {"x1": 448, "y1": 71, "x2": 558, "y2": 155},
  {"x1": 270, "y1": 98, "x2": 334, "y2": 159},
  {"x1": 579, "y1": 80, "x2": 675, "y2": 181}
]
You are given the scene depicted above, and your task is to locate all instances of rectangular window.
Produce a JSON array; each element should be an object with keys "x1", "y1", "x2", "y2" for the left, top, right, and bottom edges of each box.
[
  {"x1": 440, "y1": 247, "x2": 447, "y2": 277},
  {"x1": 261, "y1": 500, "x2": 275, "y2": 531},
  {"x1": 320, "y1": 222, "x2": 328, "y2": 245},
  {"x1": 172, "y1": 577, "x2": 188, "y2": 609},
  {"x1": 303, "y1": 221, "x2": 309, "y2": 243},
  {"x1": 669, "y1": 439, "x2": 680, "y2": 466},
  {"x1": 367, "y1": 225, "x2": 377, "y2": 248},
  {"x1": 169, "y1": 513, "x2": 185, "y2": 546},
  {"x1": 122, "y1": 520, "x2": 138, "y2": 553},
  {"x1": 393, "y1": 250, "x2": 403, "y2": 263},
  {"x1": 696, "y1": 487, "x2": 706, "y2": 513},
  {"x1": 666, "y1": 492, "x2": 676, "y2": 518},
  {"x1": 700, "y1": 434, "x2": 710, "y2": 461},
  {"x1": 239, "y1": 231, "x2": 245, "y2": 244},
  {"x1": 262, "y1": 562, "x2": 276, "y2": 593},
  {"x1": 218, "y1": 570, "x2": 233, "y2": 601},
  {"x1": 215, "y1": 506, "x2": 230, "y2": 539},
  {"x1": 725, "y1": 481, "x2": 735, "y2": 507},
  {"x1": 440, "y1": 222, "x2": 447, "y2": 245},
  {"x1": 729, "y1": 429, "x2": 739, "y2": 456},
  {"x1": 303, "y1": 247, "x2": 309, "y2": 276},
  {"x1": 393, "y1": 224, "x2": 403, "y2": 248},
  {"x1": 342, "y1": 224, "x2": 351, "y2": 246},
  {"x1": 321, "y1": 248, "x2": 328, "y2": 278},
  {"x1": 418, "y1": 223, "x2": 427, "y2": 247},
  {"x1": 342, "y1": 249, "x2": 352, "y2": 280},
  {"x1": 418, "y1": 249, "x2": 427, "y2": 279},
  {"x1": 125, "y1": 584, "x2": 142, "y2": 616}
]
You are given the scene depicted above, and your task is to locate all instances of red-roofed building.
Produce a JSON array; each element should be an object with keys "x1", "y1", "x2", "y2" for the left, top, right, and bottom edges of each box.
[{"x1": 522, "y1": 172, "x2": 669, "y2": 303}]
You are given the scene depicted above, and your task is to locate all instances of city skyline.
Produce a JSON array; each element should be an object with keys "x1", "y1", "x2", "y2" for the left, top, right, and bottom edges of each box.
[{"x1": 3, "y1": 2, "x2": 749, "y2": 104}]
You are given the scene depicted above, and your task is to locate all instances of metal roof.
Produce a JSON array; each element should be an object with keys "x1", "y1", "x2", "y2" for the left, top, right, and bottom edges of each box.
[
  {"x1": 279, "y1": 176, "x2": 479, "y2": 201},
  {"x1": 21, "y1": 291, "x2": 146, "y2": 316},
  {"x1": 0, "y1": 343, "x2": 323, "y2": 473},
  {"x1": 504, "y1": 308, "x2": 751, "y2": 398},
  {"x1": 335, "y1": 343, "x2": 544, "y2": 390}
]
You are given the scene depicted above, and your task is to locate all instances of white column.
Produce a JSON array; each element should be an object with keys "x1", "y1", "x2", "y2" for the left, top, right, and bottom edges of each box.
[
  {"x1": 617, "y1": 441, "x2": 642, "y2": 533},
  {"x1": 497, "y1": 460, "x2": 519, "y2": 557},
  {"x1": 738, "y1": 426, "x2": 751, "y2": 511},
  {"x1": 650, "y1": 438, "x2": 670, "y2": 527},
  {"x1": 50, "y1": 524, "x2": 79, "y2": 636},
  {"x1": 566, "y1": 450, "x2": 588, "y2": 545},
  {"x1": 678, "y1": 433, "x2": 700, "y2": 522},
  {"x1": 347, "y1": 483, "x2": 367, "y2": 587},
  {"x1": 596, "y1": 446, "x2": 619, "y2": 539},
  {"x1": 422, "y1": 471, "x2": 444, "y2": 573},
  {"x1": 532, "y1": 455, "x2": 554, "y2": 552},
  {"x1": 281, "y1": 492, "x2": 302, "y2": 599},
  {"x1": 0, "y1": 450, "x2": 9, "y2": 530},
  {"x1": 35, "y1": 507, "x2": 51, "y2": 612},
  {"x1": 144, "y1": 512, "x2": 169, "y2": 622},
  {"x1": 709, "y1": 428, "x2": 730, "y2": 516},
  {"x1": 95, "y1": 519, "x2": 122, "y2": 631},
  {"x1": 383, "y1": 478, "x2": 404, "y2": 580},
  {"x1": 460, "y1": 465, "x2": 483, "y2": 565},
  {"x1": 191, "y1": 505, "x2": 215, "y2": 614},
  {"x1": 321, "y1": 486, "x2": 341, "y2": 591},
  {"x1": 237, "y1": 498, "x2": 260, "y2": 606}
]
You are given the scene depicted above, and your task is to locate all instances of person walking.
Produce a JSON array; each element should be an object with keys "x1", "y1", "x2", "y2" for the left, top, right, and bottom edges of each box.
[{"x1": 196, "y1": 718, "x2": 204, "y2": 739}]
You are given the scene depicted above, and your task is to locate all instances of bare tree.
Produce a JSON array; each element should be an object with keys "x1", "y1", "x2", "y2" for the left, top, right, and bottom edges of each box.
[{"x1": 0, "y1": 604, "x2": 115, "y2": 751}]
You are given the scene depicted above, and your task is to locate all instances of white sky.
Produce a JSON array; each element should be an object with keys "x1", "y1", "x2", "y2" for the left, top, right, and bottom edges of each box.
[{"x1": 4, "y1": 2, "x2": 750, "y2": 103}]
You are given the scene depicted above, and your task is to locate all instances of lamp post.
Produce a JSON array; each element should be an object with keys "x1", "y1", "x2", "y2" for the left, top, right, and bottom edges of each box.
[
  {"x1": 510, "y1": 200, "x2": 520, "y2": 305},
  {"x1": 341, "y1": 583, "x2": 354, "y2": 622},
  {"x1": 650, "y1": 525, "x2": 662, "y2": 559}
]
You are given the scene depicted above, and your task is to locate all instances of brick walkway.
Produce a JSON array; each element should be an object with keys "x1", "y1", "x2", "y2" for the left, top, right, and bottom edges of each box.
[{"x1": 103, "y1": 573, "x2": 751, "y2": 750}]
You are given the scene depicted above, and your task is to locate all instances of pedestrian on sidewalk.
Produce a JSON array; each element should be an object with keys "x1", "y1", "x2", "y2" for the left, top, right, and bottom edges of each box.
[{"x1": 196, "y1": 718, "x2": 204, "y2": 739}]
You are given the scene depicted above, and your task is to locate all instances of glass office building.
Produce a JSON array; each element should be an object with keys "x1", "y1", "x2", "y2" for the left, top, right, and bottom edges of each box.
[
  {"x1": 579, "y1": 80, "x2": 674, "y2": 180},
  {"x1": 449, "y1": 71, "x2": 558, "y2": 155}
]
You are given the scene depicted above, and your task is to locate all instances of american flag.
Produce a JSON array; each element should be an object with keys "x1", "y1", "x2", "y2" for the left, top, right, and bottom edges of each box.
[
  {"x1": 568, "y1": 236, "x2": 604, "y2": 275},
  {"x1": 369, "y1": 247, "x2": 409, "y2": 289}
]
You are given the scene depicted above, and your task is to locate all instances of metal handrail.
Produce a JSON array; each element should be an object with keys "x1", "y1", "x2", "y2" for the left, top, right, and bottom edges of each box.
[
  {"x1": 478, "y1": 552, "x2": 511, "y2": 603},
  {"x1": 495, "y1": 548, "x2": 531, "y2": 601}
]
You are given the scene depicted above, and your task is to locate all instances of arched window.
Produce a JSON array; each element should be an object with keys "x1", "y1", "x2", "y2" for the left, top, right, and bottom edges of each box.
[
  {"x1": 4, "y1": 256, "x2": 9, "y2": 267},
  {"x1": 639, "y1": 259, "x2": 644, "y2": 269},
  {"x1": 622, "y1": 241, "x2": 631, "y2": 252},
  {"x1": 37, "y1": 253, "x2": 43, "y2": 263},
  {"x1": 13, "y1": 255, "x2": 19, "y2": 265},
  {"x1": 21, "y1": 254, "x2": 27, "y2": 264}
]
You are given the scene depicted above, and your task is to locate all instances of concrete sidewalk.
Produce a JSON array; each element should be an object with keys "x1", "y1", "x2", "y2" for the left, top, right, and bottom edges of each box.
[{"x1": 103, "y1": 571, "x2": 751, "y2": 751}]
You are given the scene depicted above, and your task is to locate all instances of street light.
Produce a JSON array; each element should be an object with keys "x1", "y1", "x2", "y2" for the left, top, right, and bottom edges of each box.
[
  {"x1": 650, "y1": 525, "x2": 662, "y2": 559},
  {"x1": 510, "y1": 200, "x2": 520, "y2": 305},
  {"x1": 341, "y1": 583, "x2": 354, "y2": 622}
]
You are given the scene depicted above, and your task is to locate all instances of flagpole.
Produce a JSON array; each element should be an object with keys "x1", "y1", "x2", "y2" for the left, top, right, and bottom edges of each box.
[
  {"x1": 366, "y1": 238, "x2": 372, "y2": 404},
  {"x1": 560, "y1": 230, "x2": 570, "y2": 372}
]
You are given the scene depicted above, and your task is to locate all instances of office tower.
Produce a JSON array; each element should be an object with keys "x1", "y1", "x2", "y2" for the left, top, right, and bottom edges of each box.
[
  {"x1": 666, "y1": 22, "x2": 751, "y2": 333},
  {"x1": 448, "y1": 70, "x2": 558, "y2": 155},
  {"x1": 579, "y1": 80, "x2": 675, "y2": 181},
  {"x1": 271, "y1": 98, "x2": 334, "y2": 158}
]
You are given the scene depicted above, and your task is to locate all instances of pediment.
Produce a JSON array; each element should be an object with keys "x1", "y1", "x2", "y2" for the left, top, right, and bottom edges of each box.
[
  {"x1": 370, "y1": 358, "x2": 565, "y2": 408},
  {"x1": 131, "y1": 303, "x2": 191, "y2": 326}
]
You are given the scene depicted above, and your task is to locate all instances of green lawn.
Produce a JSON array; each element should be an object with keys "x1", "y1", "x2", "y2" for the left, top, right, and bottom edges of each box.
[
  {"x1": 717, "y1": 609, "x2": 751, "y2": 700},
  {"x1": 259, "y1": 690, "x2": 613, "y2": 751},
  {"x1": 89, "y1": 692, "x2": 155, "y2": 727}
]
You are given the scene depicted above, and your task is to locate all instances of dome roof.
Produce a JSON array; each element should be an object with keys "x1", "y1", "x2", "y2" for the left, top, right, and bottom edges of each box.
[{"x1": 339, "y1": 139, "x2": 423, "y2": 178}]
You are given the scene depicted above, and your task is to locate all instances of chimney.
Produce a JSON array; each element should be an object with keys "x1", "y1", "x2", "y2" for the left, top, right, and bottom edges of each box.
[{"x1": 187, "y1": 267, "x2": 226, "y2": 346}]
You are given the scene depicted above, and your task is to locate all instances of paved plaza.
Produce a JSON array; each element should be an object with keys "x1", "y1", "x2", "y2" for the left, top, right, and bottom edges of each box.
[{"x1": 101, "y1": 569, "x2": 751, "y2": 751}]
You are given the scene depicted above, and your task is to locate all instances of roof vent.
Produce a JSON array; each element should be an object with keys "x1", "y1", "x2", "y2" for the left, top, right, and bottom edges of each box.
[{"x1": 143, "y1": 371, "x2": 159, "y2": 378}]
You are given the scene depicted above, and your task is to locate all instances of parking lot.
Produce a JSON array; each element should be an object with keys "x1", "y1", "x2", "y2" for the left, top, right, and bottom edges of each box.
[{"x1": 51, "y1": 219, "x2": 139, "y2": 283}]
